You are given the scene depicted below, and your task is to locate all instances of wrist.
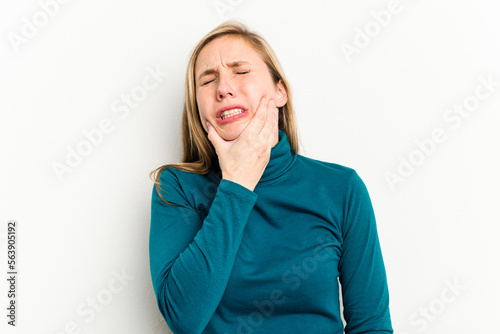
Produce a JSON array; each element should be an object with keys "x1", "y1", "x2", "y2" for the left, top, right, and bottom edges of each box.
[{"x1": 222, "y1": 176, "x2": 255, "y2": 192}]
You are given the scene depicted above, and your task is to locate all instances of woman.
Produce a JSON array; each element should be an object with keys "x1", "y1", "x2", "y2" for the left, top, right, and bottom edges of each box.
[{"x1": 149, "y1": 20, "x2": 393, "y2": 334}]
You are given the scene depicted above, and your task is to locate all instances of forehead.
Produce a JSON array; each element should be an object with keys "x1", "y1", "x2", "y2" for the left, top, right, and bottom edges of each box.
[{"x1": 195, "y1": 35, "x2": 263, "y2": 75}]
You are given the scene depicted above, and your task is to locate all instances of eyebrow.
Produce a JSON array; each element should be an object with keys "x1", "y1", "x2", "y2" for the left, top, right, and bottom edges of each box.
[{"x1": 197, "y1": 61, "x2": 251, "y2": 82}]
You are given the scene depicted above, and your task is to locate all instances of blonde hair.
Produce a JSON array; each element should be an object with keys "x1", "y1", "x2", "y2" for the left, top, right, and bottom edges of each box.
[{"x1": 150, "y1": 20, "x2": 300, "y2": 205}]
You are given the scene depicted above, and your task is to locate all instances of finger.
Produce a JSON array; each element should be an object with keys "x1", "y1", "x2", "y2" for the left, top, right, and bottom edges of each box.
[
  {"x1": 265, "y1": 100, "x2": 280, "y2": 147},
  {"x1": 268, "y1": 100, "x2": 279, "y2": 129},
  {"x1": 240, "y1": 97, "x2": 268, "y2": 139},
  {"x1": 206, "y1": 121, "x2": 223, "y2": 150},
  {"x1": 259, "y1": 99, "x2": 278, "y2": 139}
]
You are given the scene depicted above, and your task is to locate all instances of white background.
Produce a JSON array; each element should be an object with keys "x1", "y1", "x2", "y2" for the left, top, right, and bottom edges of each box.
[{"x1": 1, "y1": 0, "x2": 499, "y2": 333}]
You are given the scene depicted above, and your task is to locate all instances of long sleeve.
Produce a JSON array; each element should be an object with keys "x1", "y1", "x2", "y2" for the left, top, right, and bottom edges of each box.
[
  {"x1": 149, "y1": 168, "x2": 258, "y2": 334},
  {"x1": 338, "y1": 171, "x2": 393, "y2": 333}
]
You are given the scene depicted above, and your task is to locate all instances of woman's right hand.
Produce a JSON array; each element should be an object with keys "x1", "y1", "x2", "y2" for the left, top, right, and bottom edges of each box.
[{"x1": 206, "y1": 97, "x2": 280, "y2": 192}]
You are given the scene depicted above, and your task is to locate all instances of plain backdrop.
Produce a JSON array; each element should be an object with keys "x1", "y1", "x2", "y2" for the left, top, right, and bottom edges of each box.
[{"x1": 1, "y1": 0, "x2": 499, "y2": 333}]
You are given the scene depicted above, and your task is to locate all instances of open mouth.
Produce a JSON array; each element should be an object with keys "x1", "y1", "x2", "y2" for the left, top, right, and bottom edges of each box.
[{"x1": 220, "y1": 108, "x2": 245, "y2": 120}]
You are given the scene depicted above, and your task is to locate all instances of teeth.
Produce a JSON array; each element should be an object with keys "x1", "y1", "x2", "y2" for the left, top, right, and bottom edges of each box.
[{"x1": 220, "y1": 108, "x2": 245, "y2": 120}]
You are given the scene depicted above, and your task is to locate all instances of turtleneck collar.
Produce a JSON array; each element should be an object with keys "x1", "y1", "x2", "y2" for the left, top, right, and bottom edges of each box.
[
  {"x1": 261, "y1": 129, "x2": 296, "y2": 182},
  {"x1": 210, "y1": 129, "x2": 296, "y2": 183}
]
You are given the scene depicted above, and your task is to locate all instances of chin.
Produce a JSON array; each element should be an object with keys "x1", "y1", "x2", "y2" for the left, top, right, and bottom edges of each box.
[{"x1": 219, "y1": 125, "x2": 246, "y2": 141}]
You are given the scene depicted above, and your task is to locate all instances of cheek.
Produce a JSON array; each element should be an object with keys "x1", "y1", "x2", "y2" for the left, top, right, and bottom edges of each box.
[
  {"x1": 196, "y1": 92, "x2": 208, "y2": 116},
  {"x1": 247, "y1": 79, "x2": 274, "y2": 100}
]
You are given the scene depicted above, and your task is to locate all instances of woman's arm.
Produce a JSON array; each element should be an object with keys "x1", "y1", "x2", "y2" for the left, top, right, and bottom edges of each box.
[
  {"x1": 150, "y1": 97, "x2": 278, "y2": 333},
  {"x1": 339, "y1": 171, "x2": 393, "y2": 333},
  {"x1": 149, "y1": 169, "x2": 258, "y2": 334}
]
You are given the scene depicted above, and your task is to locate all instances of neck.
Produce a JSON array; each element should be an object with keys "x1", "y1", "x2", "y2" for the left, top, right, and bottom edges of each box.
[{"x1": 211, "y1": 129, "x2": 296, "y2": 184}]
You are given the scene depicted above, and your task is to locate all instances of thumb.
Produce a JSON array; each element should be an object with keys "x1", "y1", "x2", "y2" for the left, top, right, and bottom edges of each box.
[{"x1": 206, "y1": 122, "x2": 223, "y2": 149}]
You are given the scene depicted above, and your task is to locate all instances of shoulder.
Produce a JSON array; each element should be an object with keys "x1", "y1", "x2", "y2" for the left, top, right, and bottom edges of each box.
[
  {"x1": 157, "y1": 165, "x2": 219, "y2": 187},
  {"x1": 153, "y1": 165, "x2": 220, "y2": 206},
  {"x1": 294, "y1": 154, "x2": 358, "y2": 183},
  {"x1": 293, "y1": 154, "x2": 371, "y2": 200}
]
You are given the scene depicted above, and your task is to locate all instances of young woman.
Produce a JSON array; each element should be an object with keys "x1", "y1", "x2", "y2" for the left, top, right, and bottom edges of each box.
[{"x1": 149, "y1": 20, "x2": 393, "y2": 334}]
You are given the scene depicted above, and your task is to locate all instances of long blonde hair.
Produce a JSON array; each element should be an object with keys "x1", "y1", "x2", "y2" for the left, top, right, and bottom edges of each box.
[{"x1": 150, "y1": 20, "x2": 300, "y2": 205}]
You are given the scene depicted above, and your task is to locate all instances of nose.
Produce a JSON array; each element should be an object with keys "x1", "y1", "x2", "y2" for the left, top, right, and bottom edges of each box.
[{"x1": 216, "y1": 73, "x2": 235, "y2": 101}]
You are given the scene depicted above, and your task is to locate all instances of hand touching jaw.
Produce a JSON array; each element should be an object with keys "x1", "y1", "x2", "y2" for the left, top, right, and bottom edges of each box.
[{"x1": 205, "y1": 97, "x2": 280, "y2": 192}]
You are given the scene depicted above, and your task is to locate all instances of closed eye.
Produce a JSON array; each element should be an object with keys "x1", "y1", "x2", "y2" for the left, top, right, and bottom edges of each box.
[
  {"x1": 200, "y1": 70, "x2": 249, "y2": 86},
  {"x1": 202, "y1": 79, "x2": 215, "y2": 86}
]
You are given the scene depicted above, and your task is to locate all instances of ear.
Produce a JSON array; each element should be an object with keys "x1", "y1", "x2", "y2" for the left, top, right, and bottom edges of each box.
[{"x1": 274, "y1": 79, "x2": 288, "y2": 108}]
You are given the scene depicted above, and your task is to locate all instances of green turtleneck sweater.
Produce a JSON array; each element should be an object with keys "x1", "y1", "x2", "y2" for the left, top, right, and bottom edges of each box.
[{"x1": 149, "y1": 129, "x2": 393, "y2": 334}]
